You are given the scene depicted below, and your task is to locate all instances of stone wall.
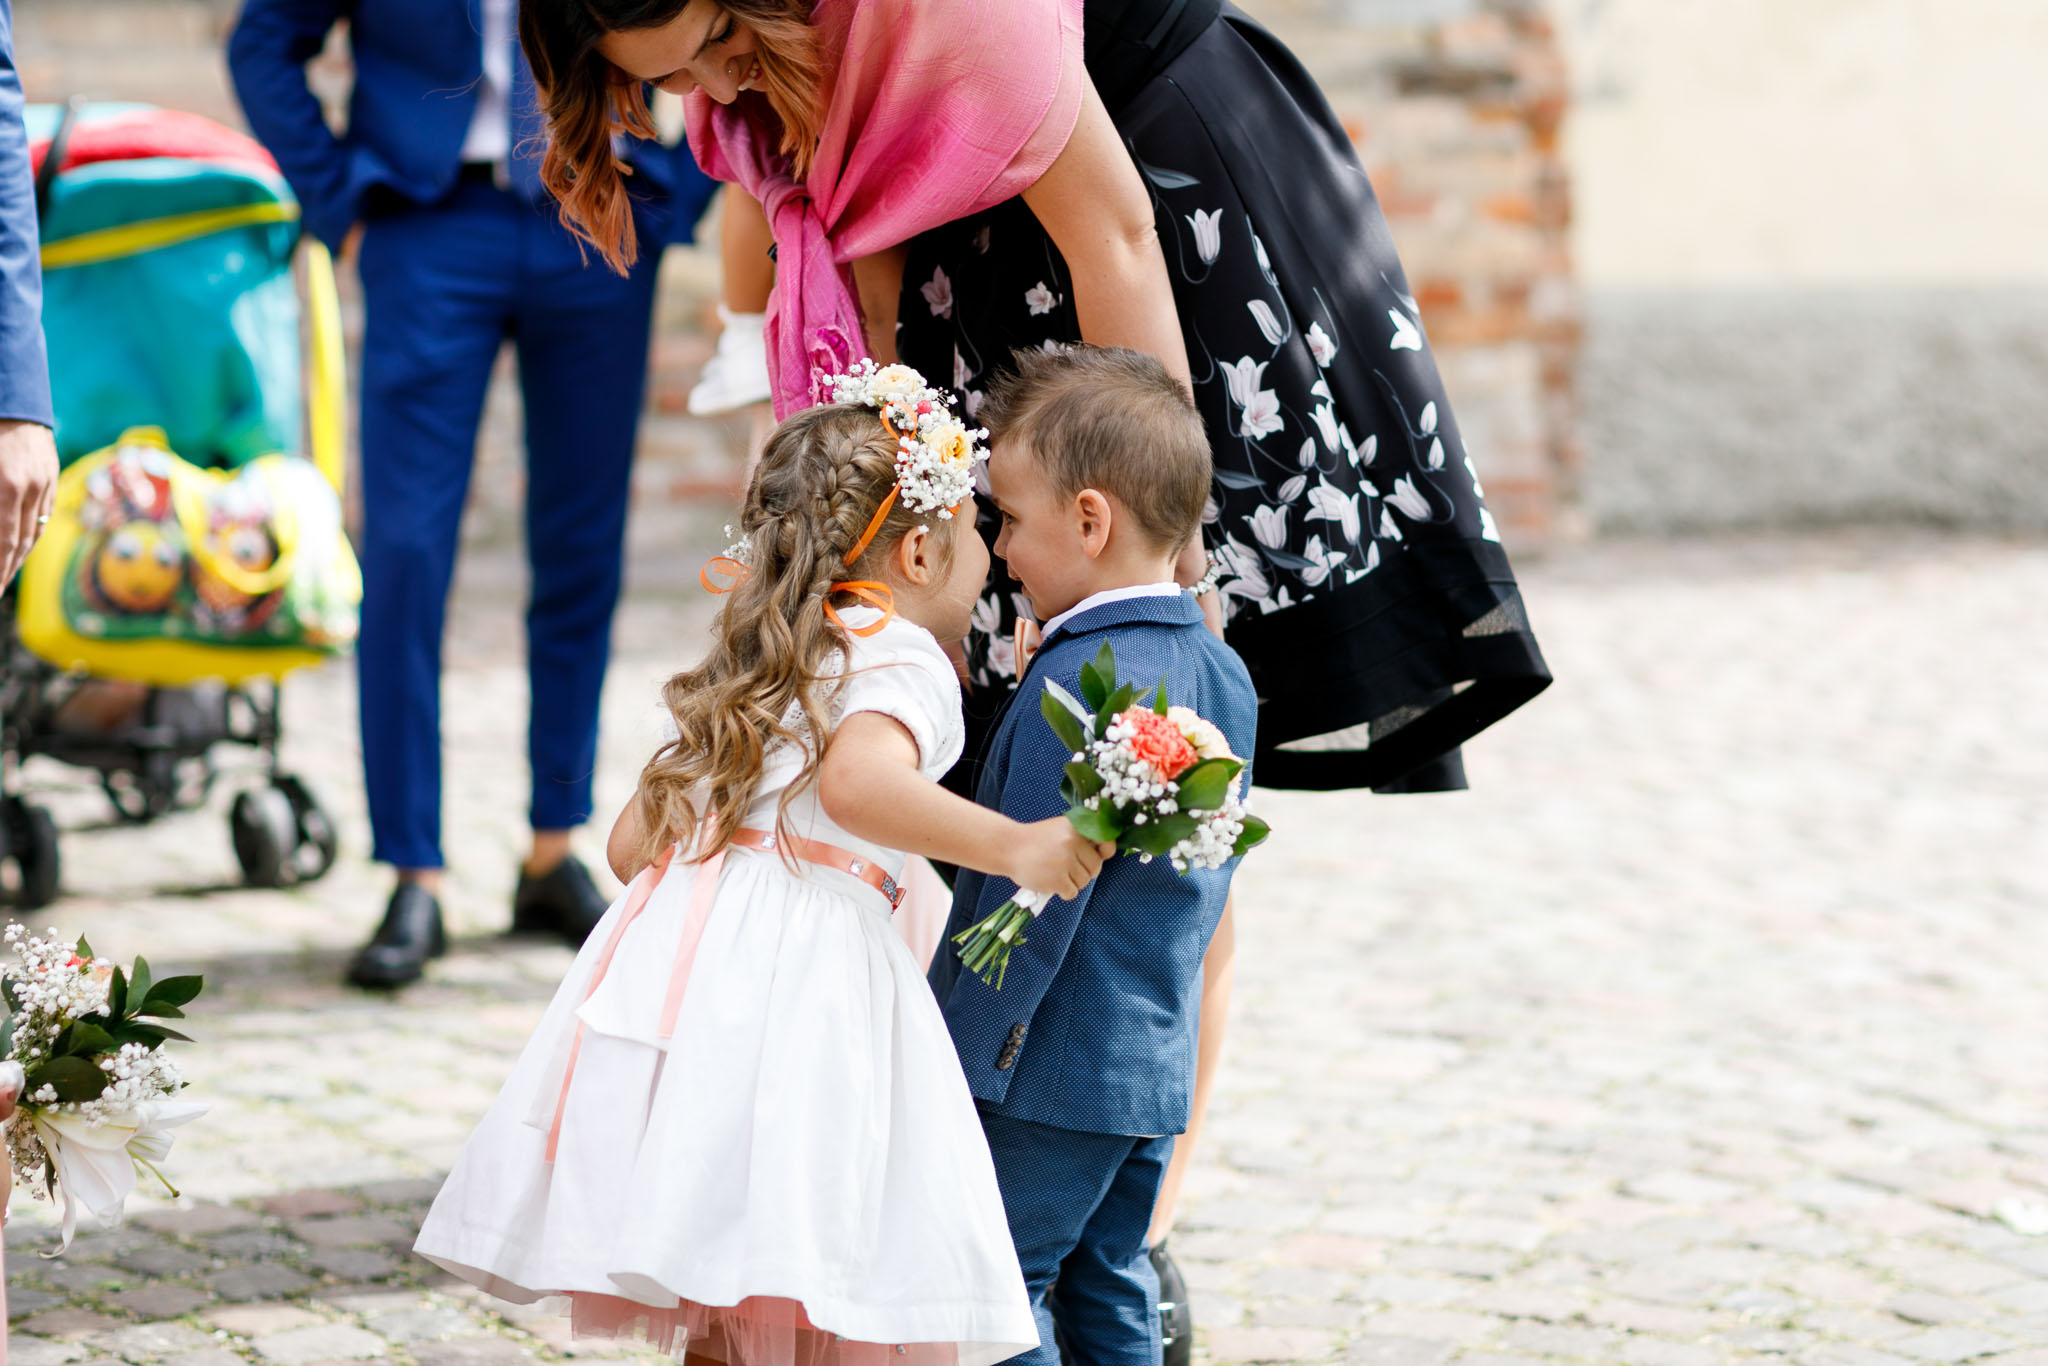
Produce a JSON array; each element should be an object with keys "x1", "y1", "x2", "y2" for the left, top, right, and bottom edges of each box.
[
  {"x1": 1255, "y1": 0, "x2": 1582, "y2": 546},
  {"x1": 13, "y1": 0, "x2": 1583, "y2": 551},
  {"x1": 1555, "y1": 0, "x2": 2048, "y2": 533}
]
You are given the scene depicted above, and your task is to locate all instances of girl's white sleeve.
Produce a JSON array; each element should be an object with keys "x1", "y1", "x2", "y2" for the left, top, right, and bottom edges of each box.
[{"x1": 835, "y1": 641, "x2": 966, "y2": 782}]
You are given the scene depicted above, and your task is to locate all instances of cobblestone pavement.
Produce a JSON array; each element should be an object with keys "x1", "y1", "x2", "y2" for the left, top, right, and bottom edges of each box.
[{"x1": 6, "y1": 526, "x2": 2047, "y2": 1366}]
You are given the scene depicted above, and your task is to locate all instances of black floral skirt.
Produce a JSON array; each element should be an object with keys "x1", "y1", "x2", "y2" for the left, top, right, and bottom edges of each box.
[{"x1": 898, "y1": 5, "x2": 1550, "y2": 793}]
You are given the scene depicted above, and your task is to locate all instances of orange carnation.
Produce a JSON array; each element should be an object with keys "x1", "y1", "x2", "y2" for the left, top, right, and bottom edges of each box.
[{"x1": 1119, "y1": 707, "x2": 1200, "y2": 781}]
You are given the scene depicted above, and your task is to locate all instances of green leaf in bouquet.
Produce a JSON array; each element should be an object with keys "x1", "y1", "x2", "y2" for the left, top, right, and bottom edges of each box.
[
  {"x1": 1232, "y1": 813, "x2": 1272, "y2": 856},
  {"x1": 141, "y1": 975, "x2": 204, "y2": 1014},
  {"x1": 73, "y1": 935, "x2": 94, "y2": 963},
  {"x1": 1154, "y1": 678, "x2": 1171, "y2": 716},
  {"x1": 1064, "y1": 760, "x2": 1105, "y2": 803},
  {"x1": 126, "y1": 1022, "x2": 193, "y2": 1045},
  {"x1": 1039, "y1": 684, "x2": 1090, "y2": 756},
  {"x1": 1174, "y1": 758, "x2": 1240, "y2": 814},
  {"x1": 1078, "y1": 646, "x2": 1111, "y2": 712},
  {"x1": 128, "y1": 956, "x2": 152, "y2": 1009},
  {"x1": 107, "y1": 965, "x2": 128, "y2": 1020},
  {"x1": 0, "y1": 1012, "x2": 14, "y2": 1061},
  {"x1": 58, "y1": 1021, "x2": 117, "y2": 1057},
  {"x1": 1, "y1": 976, "x2": 19, "y2": 1014},
  {"x1": 1127, "y1": 811, "x2": 1200, "y2": 858},
  {"x1": 1068, "y1": 801, "x2": 1123, "y2": 844},
  {"x1": 28, "y1": 1055, "x2": 110, "y2": 1103},
  {"x1": 1096, "y1": 681, "x2": 1137, "y2": 731}
]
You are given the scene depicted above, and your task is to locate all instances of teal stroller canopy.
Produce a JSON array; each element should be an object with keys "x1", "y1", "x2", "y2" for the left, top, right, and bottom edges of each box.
[{"x1": 29, "y1": 102, "x2": 306, "y2": 470}]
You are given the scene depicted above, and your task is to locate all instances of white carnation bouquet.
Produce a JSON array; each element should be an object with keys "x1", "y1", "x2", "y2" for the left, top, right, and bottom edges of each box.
[{"x1": 0, "y1": 924, "x2": 205, "y2": 1247}]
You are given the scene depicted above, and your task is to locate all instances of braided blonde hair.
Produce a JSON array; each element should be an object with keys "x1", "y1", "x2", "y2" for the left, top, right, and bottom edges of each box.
[{"x1": 637, "y1": 404, "x2": 959, "y2": 866}]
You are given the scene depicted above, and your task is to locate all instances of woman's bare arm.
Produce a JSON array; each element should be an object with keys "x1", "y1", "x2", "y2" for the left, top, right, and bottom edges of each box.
[
  {"x1": 1021, "y1": 75, "x2": 1191, "y2": 390},
  {"x1": 850, "y1": 245, "x2": 908, "y2": 364}
]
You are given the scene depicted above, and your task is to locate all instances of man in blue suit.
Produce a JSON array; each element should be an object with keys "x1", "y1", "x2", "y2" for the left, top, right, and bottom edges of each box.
[
  {"x1": 930, "y1": 347, "x2": 1259, "y2": 1366},
  {"x1": 229, "y1": 0, "x2": 717, "y2": 988},
  {"x1": 0, "y1": 0, "x2": 55, "y2": 588}
]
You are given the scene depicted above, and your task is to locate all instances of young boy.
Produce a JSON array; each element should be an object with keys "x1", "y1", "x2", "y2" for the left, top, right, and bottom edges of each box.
[{"x1": 929, "y1": 345, "x2": 1258, "y2": 1366}]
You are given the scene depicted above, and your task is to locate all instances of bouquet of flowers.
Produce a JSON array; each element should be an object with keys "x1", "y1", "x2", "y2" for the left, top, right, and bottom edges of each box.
[
  {"x1": 0, "y1": 924, "x2": 205, "y2": 1247},
  {"x1": 952, "y1": 642, "x2": 1270, "y2": 988}
]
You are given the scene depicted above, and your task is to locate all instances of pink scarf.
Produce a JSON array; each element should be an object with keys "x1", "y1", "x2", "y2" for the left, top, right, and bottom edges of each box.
[{"x1": 687, "y1": 0, "x2": 1084, "y2": 417}]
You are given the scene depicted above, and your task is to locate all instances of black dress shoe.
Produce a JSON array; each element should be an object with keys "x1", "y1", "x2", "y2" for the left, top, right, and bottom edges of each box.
[
  {"x1": 511, "y1": 854, "x2": 608, "y2": 946},
  {"x1": 347, "y1": 883, "x2": 446, "y2": 990},
  {"x1": 1153, "y1": 1241, "x2": 1192, "y2": 1366}
]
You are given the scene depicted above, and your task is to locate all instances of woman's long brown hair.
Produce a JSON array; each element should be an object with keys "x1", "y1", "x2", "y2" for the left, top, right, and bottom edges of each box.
[
  {"x1": 636, "y1": 404, "x2": 955, "y2": 866},
  {"x1": 518, "y1": 0, "x2": 823, "y2": 273}
]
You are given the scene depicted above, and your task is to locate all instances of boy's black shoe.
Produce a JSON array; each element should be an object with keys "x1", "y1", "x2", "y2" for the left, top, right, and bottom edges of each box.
[
  {"x1": 1154, "y1": 1241, "x2": 1192, "y2": 1366},
  {"x1": 347, "y1": 883, "x2": 446, "y2": 989},
  {"x1": 511, "y1": 854, "x2": 608, "y2": 946}
]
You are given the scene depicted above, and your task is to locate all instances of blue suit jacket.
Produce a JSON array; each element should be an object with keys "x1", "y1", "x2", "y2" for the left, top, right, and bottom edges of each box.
[
  {"x1": 930, "y1": 593, "x2": 1258, "y2": 1138},
  {"x1": 0, "y1": 0, "x2": 50, "y2": 425},
  {"x1": 226, "y1": 0, "x2": 717, "y2": 252}
]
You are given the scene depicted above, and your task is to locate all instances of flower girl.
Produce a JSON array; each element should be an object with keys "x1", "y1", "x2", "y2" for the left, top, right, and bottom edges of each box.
[{"x1": 415, "y1": 365, "x2": 1110, "y2": 1366}]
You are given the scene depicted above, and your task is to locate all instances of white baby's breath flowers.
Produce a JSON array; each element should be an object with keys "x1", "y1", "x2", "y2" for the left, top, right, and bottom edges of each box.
[{"x1": 828, "y1": 359, "x2": 987, "y2": 518}]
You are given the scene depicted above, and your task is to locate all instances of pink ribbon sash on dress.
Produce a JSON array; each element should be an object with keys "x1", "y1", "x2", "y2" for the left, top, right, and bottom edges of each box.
[{"x1": 545, "y1": 843, "x2": 723, "y2": 1161}]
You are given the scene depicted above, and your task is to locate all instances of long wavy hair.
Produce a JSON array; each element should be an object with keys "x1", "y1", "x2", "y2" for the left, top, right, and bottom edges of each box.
[
  {"x1": 637, "y1": 404, "x2": 955, "y2": 866},
  {"x1": 518, "y1": 0, "x2": 822, "y2": 273}
]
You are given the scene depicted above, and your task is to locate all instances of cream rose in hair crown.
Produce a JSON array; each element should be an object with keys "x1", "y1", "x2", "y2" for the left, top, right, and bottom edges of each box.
[{"x1": 829, "y1": 360, "x2": 986, "y2": 520}]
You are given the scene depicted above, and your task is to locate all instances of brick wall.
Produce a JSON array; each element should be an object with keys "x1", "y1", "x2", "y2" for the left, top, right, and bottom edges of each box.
[{"x1": 14, "y1": 0, "x2": 1582, "y2": 550}]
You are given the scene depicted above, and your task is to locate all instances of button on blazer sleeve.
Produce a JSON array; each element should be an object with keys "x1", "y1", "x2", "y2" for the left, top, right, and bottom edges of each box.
[{"x1": 0, "y1": 0, "x2": 50, "y2": 426}]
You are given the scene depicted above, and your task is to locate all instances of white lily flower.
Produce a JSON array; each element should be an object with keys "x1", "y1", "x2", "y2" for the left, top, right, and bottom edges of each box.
[
  {"x1": 31, "y1": 1098, "x2": 205, "y2": 1249},
  {"x1": 1388, "y1": 308, "x2": 1422, "y2": 352},
  {"x1": 1247, "y1": 298, "x2": 1287, "y2": 347},
  {"x1": 921, "y1": 266, "x2": 953, "y2": 318},
  {"x1": 1186, "y1": 209, "x2": 1222, "y2": 264},
  {"x1": 1247, "y1": 504, "x2": 1289, "y2": 550},
  {"x1": 1306, "y1": 322, "x2": 1337, "y2": 368}
]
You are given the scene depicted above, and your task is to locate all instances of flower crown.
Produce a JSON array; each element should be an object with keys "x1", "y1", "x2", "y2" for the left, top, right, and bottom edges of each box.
[{"x1": 829, "y1": 360, "x2": 986, "y2": 565}]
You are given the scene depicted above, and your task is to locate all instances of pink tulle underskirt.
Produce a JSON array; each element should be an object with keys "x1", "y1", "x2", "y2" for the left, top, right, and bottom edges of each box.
[{"x1": 569, "y1": 1292, "x2": 962, "y2": 1366}]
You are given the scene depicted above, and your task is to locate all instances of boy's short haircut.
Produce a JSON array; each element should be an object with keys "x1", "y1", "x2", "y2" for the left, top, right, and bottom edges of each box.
[{"x1": 979, "y1": 344, "x2": 1211, "y2": 554}]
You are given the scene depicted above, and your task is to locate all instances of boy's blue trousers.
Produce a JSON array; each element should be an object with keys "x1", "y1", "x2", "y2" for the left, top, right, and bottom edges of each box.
[
  {"x1": 355, "y1": 178, "x2": 659, "y2": 869},
  {"x1": 981, "y1": 1111, "x2": 1173, "y2": 1366}
]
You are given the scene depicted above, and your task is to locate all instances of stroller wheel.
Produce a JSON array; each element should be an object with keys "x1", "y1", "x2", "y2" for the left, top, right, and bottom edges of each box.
[
  {"x1": 231, "y1": 786, "x2": 298, "y2": 888},
  {"x1": 3, "y1": 797, "x2": 61, "y2": 910},
  {"x1": 274, "y1": 775, "x2": 338, "y2": 884}
]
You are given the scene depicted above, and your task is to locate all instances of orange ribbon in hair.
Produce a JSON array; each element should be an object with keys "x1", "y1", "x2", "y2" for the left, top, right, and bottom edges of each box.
[
  {"x1": 699, "y1": 555, "x2": 749, "y2": 593},
  {"x1": 842, "y1": 407, "x2": 919, "y2": 567},
  {"x1": 825, "y1": 580, "x2": 896, "y2": 637}
]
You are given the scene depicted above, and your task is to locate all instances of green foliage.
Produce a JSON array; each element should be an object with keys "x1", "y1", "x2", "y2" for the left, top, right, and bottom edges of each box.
[
  {"x1": 1040, "y1": 683, "x2": 1091, "y2": 756},
  {"x1": 1078, "y1": 642, "x2": 1117, "y2": 713},
  {"x1": 1175, "y1": 758, "x2": 1238, "y2": 814},
  {"x1": 28, "y1": 1055, "x2": 108, "y2": 1103},
  {"x1": 1062, "y1": 760, "x2": 1105, "y2": 804},
  {"x1": 1233, "y1": 813, "x2": 1272, "y2": 857},
  {"x1": 1069, "y1": 802, "x2": 1124, "y2": 844}
]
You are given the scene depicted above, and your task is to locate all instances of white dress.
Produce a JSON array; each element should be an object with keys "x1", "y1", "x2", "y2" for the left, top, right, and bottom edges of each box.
[{"x1": 415, "y1": 613, "x2": 1036, "y2": 1366}]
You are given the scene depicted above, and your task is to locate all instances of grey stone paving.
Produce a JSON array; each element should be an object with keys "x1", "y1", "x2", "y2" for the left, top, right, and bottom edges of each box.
[{"x1": 6, "y1": 527, "x2": 2047, "y2": 1366}]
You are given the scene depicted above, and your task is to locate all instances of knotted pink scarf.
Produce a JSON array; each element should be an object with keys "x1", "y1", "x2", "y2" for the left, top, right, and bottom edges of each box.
[{"x1": 687, "y1": 0, "x2": 1084, "y2": 417}]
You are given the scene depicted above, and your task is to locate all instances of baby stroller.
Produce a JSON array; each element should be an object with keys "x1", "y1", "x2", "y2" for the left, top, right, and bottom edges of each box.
[{"x1": 0, "y1": 100, "x2": 360, "y2": 907}]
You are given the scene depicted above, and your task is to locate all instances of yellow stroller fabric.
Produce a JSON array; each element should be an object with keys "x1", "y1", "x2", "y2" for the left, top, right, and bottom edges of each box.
[{"x1": 16, "y1": 428, "x2": 361, "y2": 686}]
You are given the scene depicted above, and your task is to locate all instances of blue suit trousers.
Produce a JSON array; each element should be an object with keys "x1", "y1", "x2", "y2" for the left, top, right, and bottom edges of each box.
[
  {"x1": 355, "y1": 180, "x2": 659, "y2": 868},
  {"x1": 980, "y1": 1112, "x2": 1173, "y2": 1366}
]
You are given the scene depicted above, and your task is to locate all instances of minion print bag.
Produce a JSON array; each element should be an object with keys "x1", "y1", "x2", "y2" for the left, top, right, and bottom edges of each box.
[{"x1": 15, "y1": 428, "x2": 361, "y2": 685}]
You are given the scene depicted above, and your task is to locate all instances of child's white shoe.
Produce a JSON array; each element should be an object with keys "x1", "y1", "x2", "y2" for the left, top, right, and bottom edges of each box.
[{"x1": 687, "y1": 306, "x2": 772, "y2": 415}]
